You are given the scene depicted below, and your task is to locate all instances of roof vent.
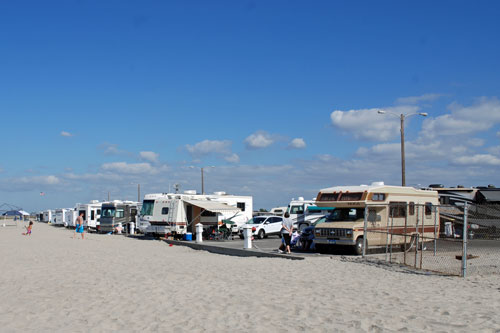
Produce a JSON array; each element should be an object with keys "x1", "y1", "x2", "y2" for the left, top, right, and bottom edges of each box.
[
  {"x1": 213, "y1": 191, "x2": 226, "y2": 196},
  {"x1": 184, "y1": 190, "x2": 197, "y2": 195},
  {"x1": 371, "y1": 182, "x2": 384, "y2": 186},
  {"x1": 298, "y1": 197, "x2": 305, "y2": 201}
]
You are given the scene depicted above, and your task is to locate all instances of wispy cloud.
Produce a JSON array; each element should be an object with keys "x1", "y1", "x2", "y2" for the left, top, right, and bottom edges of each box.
[
  {"x1": 395, "y1": 93, "x2": 443, "y2": 105},
  {"x1": 330, "y1": 106, "x2": 420, "y2": 141},
  {"x1": 185, "y1": 140, "x2": 232, "y2": 155},
  {"x1": 139, "y1": 151, "x2": 159, "y2": 163},
  {"x1": 60, "y1": 131, "x2": 73, "y2": 137}
]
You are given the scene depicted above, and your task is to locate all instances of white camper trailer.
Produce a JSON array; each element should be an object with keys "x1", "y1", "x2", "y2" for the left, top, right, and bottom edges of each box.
[
  {"x1": 54, "y1": 208, "x2": 74, "y2": 226},
  {"x1": 42, "y1": 210, "x2": 52, "y2": 223},
  {"x1": 75, "y1": 201, "x2": 102, "y2": 231},
  {"x1": 140, "y1": 191, "x2": 253, "y2": 236},
  {"x1": 64, "y1": 209, "x2": 78, "y2": 227}
]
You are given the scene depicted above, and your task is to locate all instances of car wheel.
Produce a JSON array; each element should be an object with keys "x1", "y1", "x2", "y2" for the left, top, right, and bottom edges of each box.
[
  {"x1": 354, "y1": 237, "x2": 366, "y2": 255},
  {"x1": 258, "y1": 229, "x2": 265, "y2": 239}
]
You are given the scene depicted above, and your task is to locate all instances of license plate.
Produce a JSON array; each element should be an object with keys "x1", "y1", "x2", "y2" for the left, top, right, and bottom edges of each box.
[{"x1": 328, "y1": 239, "x2": 336, "y2": 244}]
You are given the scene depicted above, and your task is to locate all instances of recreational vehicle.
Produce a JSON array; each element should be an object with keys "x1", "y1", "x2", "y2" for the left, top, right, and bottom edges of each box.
[
  {"x1": 42, "y1": 210, "x2": 55, "y2": 223},
  {"x1": 75, "y1": 201, "x2": 102, "y2": 231},
  {"x1": 65, "y1": 208, "x2": 78, "y2": 227},
  {"x1": 287, "y1": 197, "x2": 335, "y2": 231},
  {"x1": 140, "y1": 191, "x2": 252, "y2": 236},
  {"x1": 99, "y1": 200, "x2": 140, "y2": 233},
  {"x1": 54, "y1": 208, "x2": 74, "y2": 226},
  {"x1": 314, "y1": 182, "x2": 440, "y2": 255}
]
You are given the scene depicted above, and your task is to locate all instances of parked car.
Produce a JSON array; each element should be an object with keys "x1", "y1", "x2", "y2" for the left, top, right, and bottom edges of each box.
[
  {"x1": 238, "y1": 215, "x2": 284, "y2": 239},
  {"x1": 299, "y1": 215, "x2": 328, "y2": 250}
]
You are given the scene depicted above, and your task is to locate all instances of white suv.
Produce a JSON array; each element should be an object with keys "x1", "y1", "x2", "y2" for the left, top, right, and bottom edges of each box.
[{"x1": 238, "y1": 215, "x2": 284, "y2": 239}]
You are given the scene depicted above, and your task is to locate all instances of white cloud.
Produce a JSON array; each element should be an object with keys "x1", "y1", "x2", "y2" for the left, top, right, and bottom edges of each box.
[
  {"x1": 99, "y1": 143, "x2": 122, "y2": 155},
  {"x1": 421, "y1": 97, "x2": 500, "y2": 139},
  {"x1": 288, "y1": 138, "x2": 306, "y2": 149},
  {"x1": 224, "y1": 153, "x2": 240, "y2": 163},
  {"x1": 61, "y1": 131, "x2": 73, "y2": 137},
  {"x1": 330, "y1": 106, "x2": 420, "y2": 141},
  {"x1": 101, "y1": 162, "x2": 158, "y2": 175},
  {"x1": 395, "y1": 93, "x2": 443, "y2": 105},
  {"x1": 453, "y1": 154, "x2": 500, "y2": 166},
  {"x1": 185, "y1": 140, "x2": 232, "y2": 155},
  {"x1": 244, "y1": 131, "x2": 274, "y2": 149},
  {"x1": 139, "y1": 151, "x2": 159, "y2": 163}
]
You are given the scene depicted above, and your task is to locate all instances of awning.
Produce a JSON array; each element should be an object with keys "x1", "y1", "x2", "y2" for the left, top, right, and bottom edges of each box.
[
  {"x1": 184, "y1": 200, "x2": 241, "y2": 214},
  {"x1": 478, "y1": 190, "x2": 500, "y2": 202}
]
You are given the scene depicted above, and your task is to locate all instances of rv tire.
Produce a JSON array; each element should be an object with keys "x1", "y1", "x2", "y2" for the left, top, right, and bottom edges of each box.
[
  {"x1": 354, "y1": 237, "x2": 365, "y2": 255},
  {"x1": 315, "y1": 244, "x2": 327, "y2": 254}
]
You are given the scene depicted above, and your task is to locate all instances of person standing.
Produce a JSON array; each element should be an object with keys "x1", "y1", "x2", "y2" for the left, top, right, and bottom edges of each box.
[
  {"x1": 74, "y1": 212, "x2": 85, "y2": 239},
  {"x1": 280, "y1": 212, "x2": 294, "y2": 254}
]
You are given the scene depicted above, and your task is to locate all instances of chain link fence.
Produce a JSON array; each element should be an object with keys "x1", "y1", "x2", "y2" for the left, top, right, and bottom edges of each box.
[{"x1": 362, "y1": 203, "x2": 500, "y2": 277}]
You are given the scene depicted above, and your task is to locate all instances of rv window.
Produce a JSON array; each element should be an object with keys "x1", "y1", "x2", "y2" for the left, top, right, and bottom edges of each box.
[
  {"x1": 372, "y1": 193, "x2": 385, "y2": 201},
  {"x1": 409, "y1": 202, "x2": 415, "y2": 216},
  {"x1": 91, "y1": 211, "x2": 95, "y2": 220},
  {"x1": 425, "y1": 202, "x2": 433, "y2": 216},
  {"x1": 101, "y1": 208, "x2": 115, "y2": 218},
  {"x1": 339, "y1": 193, "x2": 363, "y2": 201},
  {"x1": 97, "y1": 209, "x2": 101, "y2": 215},
  {"x1": 290, "y1": 205, "x2": 304, "y2": 214},
  {"x1": 389, "y1": 202, "x2": 406, "y2": 218},
  {"x1": 116, "y1": 209, "x2": 124, "y2": 218},
  {"x1": 319, "y1": 193, "x2": 339, "y2": 201},
  {"x1": 327, "y1": 208, "x2": 364, "y2": 222},
  {"x1": 141, "y1": 200, "x2": 155, "y2": 216},
  {"x1": 237, "y1": 202, "x2": 246, "y2": 212},
  {"x1": 161, "y1": 207, "x2": 169, "y2": 215}
]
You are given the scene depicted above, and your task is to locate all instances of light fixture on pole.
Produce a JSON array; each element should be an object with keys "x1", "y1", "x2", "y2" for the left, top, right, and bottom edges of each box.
[{"x1": 377, "y1": 110, "x2": 428, "y2": 187}]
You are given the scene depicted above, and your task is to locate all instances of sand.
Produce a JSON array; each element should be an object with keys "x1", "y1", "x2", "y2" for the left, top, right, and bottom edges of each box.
[{"x1": 1, "y1": 221, "x2": 500, "y2": 332}]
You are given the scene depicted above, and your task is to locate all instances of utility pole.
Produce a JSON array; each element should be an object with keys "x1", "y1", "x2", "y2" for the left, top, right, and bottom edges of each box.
[{"x1": 400, "y1": 114, "x2": 406, "y2": 187}]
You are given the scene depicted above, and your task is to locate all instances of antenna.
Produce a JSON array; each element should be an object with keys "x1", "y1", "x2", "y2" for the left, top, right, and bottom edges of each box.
[{"x1": 173, "y1": 183, "x2": 181, "y2": 194}]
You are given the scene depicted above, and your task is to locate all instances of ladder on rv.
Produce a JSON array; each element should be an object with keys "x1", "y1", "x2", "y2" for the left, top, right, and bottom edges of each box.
[{"x1": 167, "y1": 199, "x2": 178, "y2": 227}]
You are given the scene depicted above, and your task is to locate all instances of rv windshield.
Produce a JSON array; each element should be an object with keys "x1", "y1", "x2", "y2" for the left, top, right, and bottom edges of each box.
[
  {"x1": 326, "y1": 208, "x2": 364, "y2": 222},
  {"x1": 141, "y1": 200, "x2": 154, "y2": 216},
  {"x1": 248, "y1": 217, "x2": 266, "y2": 224},
  {"x1": 101, "y1": 207, "x2": 116, "y2": 218}
]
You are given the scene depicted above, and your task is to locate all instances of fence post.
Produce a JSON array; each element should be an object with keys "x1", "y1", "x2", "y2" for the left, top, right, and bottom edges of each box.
[
  {"x1": 362, "y1": 206, "x2": 368, "y2": 258},
  {"x1": 433, "y1": 205, "x2": 437, "y2": 256},
  {"x1": 462, "y1": 203, "x2": 468, "y2": 278}
]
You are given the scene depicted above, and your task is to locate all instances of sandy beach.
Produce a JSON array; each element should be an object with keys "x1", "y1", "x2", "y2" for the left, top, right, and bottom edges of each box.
[{"x1": 1, "y1": 221, "x2": 499, "y2": 332}]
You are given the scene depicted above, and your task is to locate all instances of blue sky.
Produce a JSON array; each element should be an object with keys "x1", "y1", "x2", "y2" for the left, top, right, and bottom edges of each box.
[{"x1": 1, "y1": 0, "x2": 500, "y2": 212}]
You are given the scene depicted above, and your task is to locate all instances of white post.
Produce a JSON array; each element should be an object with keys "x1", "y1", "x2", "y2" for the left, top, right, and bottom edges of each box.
[
  {"x1": 243, "y1": 225, "x2": 252, "y2": 249},
  {"x1": 462, "y1": 204, "x2": 469, "y2": 278},
  {"x1": 196, "y1": 223, "x2": 203, "y2": 243},
  {"x1": 117, "y1": 222, "x2": 123, "y2": 234},
  {"x1": 129, "y1": 222, "x2": 135, "y2": 235}
]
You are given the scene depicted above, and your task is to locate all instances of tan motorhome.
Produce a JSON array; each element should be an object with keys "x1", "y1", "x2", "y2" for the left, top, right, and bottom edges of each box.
[{"x1": 314, "y1": 182, "x2": 440, "y2": 254}]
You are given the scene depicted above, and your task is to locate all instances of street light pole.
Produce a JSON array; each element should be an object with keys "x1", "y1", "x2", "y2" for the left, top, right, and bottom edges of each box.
[
  {"x1": 137, "y1": 183, "x2": 141, "y2": 203},
  {"x1": 378, "y1": 110, "x2": 427, "y2": 187},
  {"x1": 400, "y1": 114, "x2": 406, "y2": 186},
  {"x1": 201, "y1": 167, "x2": 204, "y2": 195}
]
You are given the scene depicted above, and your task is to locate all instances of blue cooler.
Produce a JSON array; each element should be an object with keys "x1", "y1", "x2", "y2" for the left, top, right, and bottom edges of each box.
[{"x1": 184, "y1": 232, "x2": 193, "y2": 241}]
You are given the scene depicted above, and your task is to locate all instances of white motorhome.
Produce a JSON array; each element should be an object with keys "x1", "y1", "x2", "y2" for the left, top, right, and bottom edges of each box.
[
  {"x1": 140, "y1": 191, "x2": 253, "y2": 236},
  {"x1": 75, "y1": 201, "x2": 102, "y2": 231},
  {"x1": 42, "y1": 210, "x2": 52, "y2": 223},
  {"x1": 65, "y1": 209, "x2": 78, "y2": 227},
  {"x1": 54, "y1": 208, "x2": 75, "y2": 226},
  {"x1": 287, "y1": 197, "x2": 336, "y2": 231},
  {"x1": 314, "y1": 182, "x2": 440, "y2": 254}
]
